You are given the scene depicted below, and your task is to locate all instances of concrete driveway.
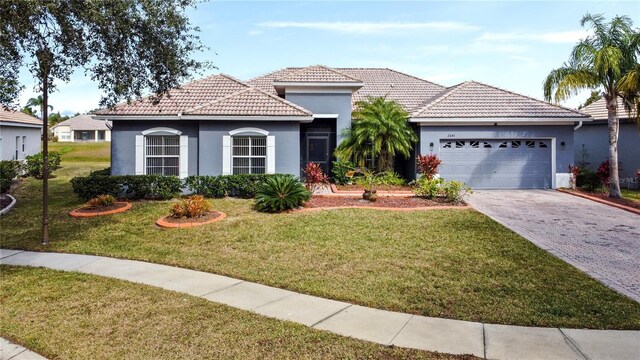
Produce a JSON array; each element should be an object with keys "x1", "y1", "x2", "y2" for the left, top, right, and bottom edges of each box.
[{"x1": 467, "y1": 190, "x2": 640, "y2": 302}]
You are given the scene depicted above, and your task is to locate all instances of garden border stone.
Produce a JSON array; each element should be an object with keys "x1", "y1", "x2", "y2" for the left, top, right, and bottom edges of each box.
[
  {"x1": 69, "y1": 202, "x2": 132, "y2": 218},
  {"x1": 156, "y1": 211, "x2": 226, "y2": 228},
  {"x1": 0, "y1": 194, "x2": 17, "y2": 216}
]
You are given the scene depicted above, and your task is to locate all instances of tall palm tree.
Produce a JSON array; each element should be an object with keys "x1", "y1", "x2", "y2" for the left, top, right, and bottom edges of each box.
[
  {"x1": 26, "y1": 95, "x2": 53, "y2": 120},
  {"x1": 544, "y1": 13, "x2": 639, "y2": 198},
  {"x1": 336, "y1": 96, "x2": 417, "y2": 172}
]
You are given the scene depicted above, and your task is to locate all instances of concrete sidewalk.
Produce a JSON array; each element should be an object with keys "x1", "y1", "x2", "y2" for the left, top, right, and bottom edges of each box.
[
  {"x1": 0, "y1": 337, "x2": 47, "y2": 360},
  {"x1": 2, "y1": 249, "x2": 639, "y2": 360}
]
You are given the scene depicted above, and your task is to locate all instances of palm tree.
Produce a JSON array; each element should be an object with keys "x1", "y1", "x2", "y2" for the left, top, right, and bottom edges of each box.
[
  {"x1": 335, "y1": 96, "x2": 417, "y2": 172},
  {"x1": 26, "y1": 95, "x2": 53, "y2": 120},
  {"x1": 544, "y1": 14, "x2": 639, "y2": 198}
]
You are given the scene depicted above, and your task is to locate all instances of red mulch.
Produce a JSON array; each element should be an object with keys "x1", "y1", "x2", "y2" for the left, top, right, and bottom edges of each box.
[
  {"x1": 0, "y1": 197, "x2": 12, "y2": 211},
  {"x1": 75, "y1": 202, "x2": 129, "y2": 213},
  {"x1": 304, "y1": 196, "x2": 464, "y2": 208},
  {"x1": 162, "y1": 211, "x2": 223, "y2": 224},
  {"x1": 569, "y1": 189, "x2": 640, "y2": 209},
  {"x1": 335, "y1": 184, "x2": 414, "y2": 192}
]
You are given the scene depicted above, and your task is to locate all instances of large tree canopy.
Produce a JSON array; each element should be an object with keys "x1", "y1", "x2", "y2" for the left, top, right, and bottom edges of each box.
[
  {"x1": 0, "y1": 0, "x2": 209, "y2": 244},
  {"x1": 0, "y1": 0, "x2": 209, "y2": 108},
  {"x1": 543, "y1": 13, "x2": 639, "y2": 198}
]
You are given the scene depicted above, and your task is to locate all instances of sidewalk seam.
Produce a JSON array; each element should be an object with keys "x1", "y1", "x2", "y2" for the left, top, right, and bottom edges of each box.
[
  {"x1": 311, "y1": 304, "x2": 352, "y2": 328},
  {"x1": 389, "y1": 314, "x2": 413, "y2": 346},
  {"x1": 198, "y1": 281, "x2": 245, "y2": 297},
  {"x1": 0, "y1": 250, "x2": 24, "y2": 260},
  {"x1": 558, "y1": 328, "x2": 590, "y2": 360}
]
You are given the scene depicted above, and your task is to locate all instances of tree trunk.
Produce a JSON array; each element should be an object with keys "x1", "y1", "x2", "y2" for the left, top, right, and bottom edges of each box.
[
  {"x1": 36, "y1": 49, "x2": 52, "y2": 245},
  {"x1": 606, "y1": 96, "x2": 622, "y2": 198},
  {"x1": 376, "y1": 148, "x2": 394, "y2": 173}
]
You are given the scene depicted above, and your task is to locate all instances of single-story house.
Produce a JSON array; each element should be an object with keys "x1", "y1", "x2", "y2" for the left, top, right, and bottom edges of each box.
[
  {"x1": 0, "y1": 108, "x2": 42, "y2": 161},
  {"x1": 95, "y1": 65, "x2": 589, "y2": 189},
  {"x1": 52, "y1": 114, "x2": 111, "y2": 142},
  {"x1": 576, "y1": 98, "x2": 639, "y2": 188}
]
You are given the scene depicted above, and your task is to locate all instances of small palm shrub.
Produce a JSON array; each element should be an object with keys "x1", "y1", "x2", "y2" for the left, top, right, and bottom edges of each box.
[
  {"x1": 416, "y1": 154, "x2": 442, "y2": 179},
  {"x1": 85, "y1": 194, "x2": 116, "y2": 209},
  {"x1": 170, "y1": 195, "x2": 211, "y2": 218},
  {"x1": 255, "y1": 175, "x2": 310, "y2": 213}
]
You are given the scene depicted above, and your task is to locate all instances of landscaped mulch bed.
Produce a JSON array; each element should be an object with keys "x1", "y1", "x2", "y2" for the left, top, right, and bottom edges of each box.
[
  {"x1": 0, "y1": 197, "x2": 12, "y2": 211},
  {"x1": 334, "y1": 184, "x2": 414, "y2": 192},
  {"x1": 69, "y1": 202, "x2": 132, "y2": 218},
  {"x1": 156, "y1": 211, "x2": 226, "y2": 228},
  {"x1": 73, "y1": 202, "x2": 129, "y2": 214},
  {"x1": 304, "y1": 195, "x2": 464, "y2": 208},
  {"x1": 563, "y1": 189, "x2": 640, "y2": 210}
]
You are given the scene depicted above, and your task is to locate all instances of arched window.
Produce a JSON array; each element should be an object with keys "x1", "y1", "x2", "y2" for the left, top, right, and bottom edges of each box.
[
  {"x1": 135, "y1": 127, "x2": 188, "y2": 178},
  {"x1": 223, "y1": 128, "x2": 275, "y2": 175}
]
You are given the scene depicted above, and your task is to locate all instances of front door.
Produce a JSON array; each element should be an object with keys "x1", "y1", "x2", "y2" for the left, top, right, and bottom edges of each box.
[{"x1": 307, "y1": 136, "x2": 330, "y2": 175}]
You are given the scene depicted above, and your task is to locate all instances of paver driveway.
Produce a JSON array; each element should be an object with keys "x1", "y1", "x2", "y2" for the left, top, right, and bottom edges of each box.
[{"x1": 467, "y1": 190, "x2": 640, "y2": 302}]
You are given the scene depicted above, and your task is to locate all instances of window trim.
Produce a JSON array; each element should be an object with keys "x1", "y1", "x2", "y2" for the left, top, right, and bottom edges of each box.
[
  {"x1": 136, "y1": 127, "x2": 188, "y2": 178},
  {"x1": 223, "y1": 128, "x2": 275, "y2": 175},
  {"x1": 231, "y1": 136, "x2": 267, "y2": 175}
]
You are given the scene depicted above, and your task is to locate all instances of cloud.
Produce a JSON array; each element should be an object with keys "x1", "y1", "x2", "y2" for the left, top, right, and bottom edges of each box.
[
  {"x1": 257, "y1": 21, "x2": 480, "y2": 34},
  {"x1": 247, "y1": 30, "x2": 264, "y2": 36},
  {"x1": 478, "y1": 30, "x2": 592, "y2": 44}
]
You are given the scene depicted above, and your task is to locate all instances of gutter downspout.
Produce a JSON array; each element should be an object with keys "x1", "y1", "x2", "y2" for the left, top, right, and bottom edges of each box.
[
  {"x1": 573, "y1": 121, "x2": 583, "y2": 131},
  {"x1": 104, "y1": 119, "x2": 112, "y2": 130}
]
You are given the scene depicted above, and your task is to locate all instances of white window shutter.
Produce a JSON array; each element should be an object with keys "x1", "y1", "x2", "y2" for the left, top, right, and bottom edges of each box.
[
  {"x1": 222, "y1": 135, "x2": 231, "y2": 175},
  {"x1": 135, "y1": 135, "x2": 144, "y2": 175},
  {"x1": 267, "y1": 135, "x2": 276, "y2": 174},
  {"x1": 179, "y1": 135, "x2": 188, "y2": 179}
]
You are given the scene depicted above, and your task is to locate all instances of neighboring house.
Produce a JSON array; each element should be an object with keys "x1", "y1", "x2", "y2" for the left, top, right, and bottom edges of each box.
[
  {"x1": 0, "y1": 108, "x2": 42, "y2": 161},
  {"x1": 576, "y1": 98, "x2": 639, "y2": 188},
  {"x1": 96, "y1": 65, "x2": 589, "y2": 189},
  {"x1": 51, "y1": 114, "x2": 112, "y2": 142}
]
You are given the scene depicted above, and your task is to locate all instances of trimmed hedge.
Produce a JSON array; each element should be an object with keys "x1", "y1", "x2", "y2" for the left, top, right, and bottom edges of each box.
[
  {"x1": 0, "y1": 160, "x2": 21, "y2": 194},
  {"x1": 71, "y1": 173, "x2": 281, "y2": 201},
  {"x1": 24, "y1": 152, "x2": 62, "y2": 179}
]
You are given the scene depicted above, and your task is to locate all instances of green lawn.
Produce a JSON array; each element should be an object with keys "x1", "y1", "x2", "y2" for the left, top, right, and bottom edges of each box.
[
  {"x1": 0, "y1": 266, "x2": 470, "y2": 360},
  {"x1": 621, "y1": 188, "x2": 640, "y2": 202},
  {"x1": 2, "y1": 142, "x2": 639, "y2": 330}
]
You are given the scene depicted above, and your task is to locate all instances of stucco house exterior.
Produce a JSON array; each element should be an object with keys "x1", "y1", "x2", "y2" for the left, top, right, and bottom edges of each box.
[
  {"x1": 0, "y1": 108, "x2": 42, "y2": 161},
  {"x1": 576, "y1": 98, "x2": 639, "y2": 188},
  {"x1": 96, "y1": 65, "x2": 589, "y2": 189},
  {"x1": 51, "y1": 114, "x2": 111, "y2": 142}
]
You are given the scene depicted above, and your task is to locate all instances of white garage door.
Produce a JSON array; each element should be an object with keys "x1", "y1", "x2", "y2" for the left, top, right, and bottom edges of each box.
[{"x1": 438, "y1": 139, "x2": 552, "y2": 189}]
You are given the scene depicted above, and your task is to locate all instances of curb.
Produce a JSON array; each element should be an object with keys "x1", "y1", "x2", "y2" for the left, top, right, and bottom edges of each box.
[
  {"x1": 156, "y1": 211, "x2": 226, "y2": 228},
  {"x1": 557, "y1": 189, "x2": 640, "y2": 215},
  {"x1": 0, "y1": 194, "x2": 16, "y2": 216},
  {"x1": 69, "y1": 202, "x2": 132, "y2": 218},
  {"x1": 298, "y1": 205, "x2": 469, "y2": 212}
]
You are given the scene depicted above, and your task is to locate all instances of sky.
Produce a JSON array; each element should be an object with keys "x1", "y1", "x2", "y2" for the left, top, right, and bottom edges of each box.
[{"x1": 16, "y1": 0, "x2": 640, "y2": 116}]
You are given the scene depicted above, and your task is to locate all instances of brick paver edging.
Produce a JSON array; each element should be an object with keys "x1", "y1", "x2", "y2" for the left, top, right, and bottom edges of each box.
[
  {"x1": 156, "y1": 211, "x2": 226, "y2": 228},
  {"x1": 68, "y1": 202, "x2": 132, "y2": 218},
  {"x1": 1, "y1": 249, "x2": 638, "y2": 360},
  {"x1": 557, "y1": 189, "x2": 640, "y2": 215},
  {"x1": 0, "y1": 194, "x2": 16, "y2": 216}
]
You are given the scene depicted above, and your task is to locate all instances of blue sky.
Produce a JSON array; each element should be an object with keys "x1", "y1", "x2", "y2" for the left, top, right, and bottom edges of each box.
[{"x1": 17, "y1": 0, "x2": 640, "y2": 115}]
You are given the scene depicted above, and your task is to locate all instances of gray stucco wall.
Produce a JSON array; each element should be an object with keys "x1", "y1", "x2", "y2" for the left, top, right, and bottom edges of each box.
[
  {"x1": 199, "y1": 121, "x2": 301, "y2": 177},
  {"x1": 284, "y1": 92, "x2": 353, "y2": 145},
  {"x1": 110, "y1": 120, "x2": 199, "y2": 176},
  {"x1": 110, "y1": 120, "x2": 301, "y2": 177},
  {"x1": 419, "y1": 124, "x2": 574, "y2": 176},
  {"x1": 0, "y1": 124, "x2": 41, "y2": 161},
  {"x1": 574, "y1": 122, "x2": 640, "y2": 188}
]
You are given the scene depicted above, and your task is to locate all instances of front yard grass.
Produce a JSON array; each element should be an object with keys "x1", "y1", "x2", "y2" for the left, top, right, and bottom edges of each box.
[
  {"x1": 2, "y1": 142, "x2": 639, "y2": 330},
  {"x1": 0, "y1": 266, "x2": 469, "y2": 360},
  {"x1": 621, "y1": 188, "x2": 640, "y2": 202}
]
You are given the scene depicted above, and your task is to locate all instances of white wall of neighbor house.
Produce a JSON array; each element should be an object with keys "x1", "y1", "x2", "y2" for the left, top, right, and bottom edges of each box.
[
  {"x1": 0, "y1": 124, "x2": 42, "y2": 161},
  {"x1": 54, "y1": 128, "x2": 111, "y2": 142},
  {"x1": 53, "y1": 125, "x2": 72, "y2": 142}
]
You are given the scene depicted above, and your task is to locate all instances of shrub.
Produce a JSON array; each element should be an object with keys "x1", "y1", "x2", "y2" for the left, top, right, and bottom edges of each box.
[
  {"x1": 303, "y1": 162, "x2": 328, "y2": 191},
  {"x1": 122, "y1": 175, "x2": 182, "y2": 200},
  {"x1": 89, "y1": 167, "x2": 111, "y2": 177},
  {"x1": 442, "y1": 180, "x2": 472, "y2": 204},
  {"x1": 170, "y1": 195, "x2": 211, "y2": 218},
  {"x1": 372, "y1": 171, "x2": 406, "y2": 186},
  {"x1": 226, "y1": 174, "x2": 275, "y2": 198},
  {"x1": 332, "y1": 160, "x2": 355, "y2": 185},
  {"x1": 416, "y1": 154, "x2": 442, "y2": 179},
  {"x1": 85, "y1": 194, "x2": 116, "y2": 209},
  {"x1": 71, "y1": 175, "x2": 121, "y2": 201},
  {"x1": 0, "y1": 160, "x2": 21, "y2": 194},
  {"x1": 255, "y1": 175, "x2": 310, "y2": 213},
  {"x1": 24, "y1": 152, "x2": 62, "y2": 179},
  {"x1": 414, "y1": 177, "x2": 443, "y2": 199},
  {"x1": 576, "y1": 168, "x2": 602, "y2": 192},
  {"x1": 185, "y1": 176, "x2": 227, "y2": 198},
  {"x1": 597, "y1": 160, "x2": 611, "y2": 187},
  {"x1": 568, "y1": 165, "x2": 581, "y2": 189}
]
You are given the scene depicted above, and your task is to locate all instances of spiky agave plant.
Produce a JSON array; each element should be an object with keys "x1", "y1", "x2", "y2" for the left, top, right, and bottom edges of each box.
[{"x1": 255, "y1": 175, "x2": 311, "y2": 213}]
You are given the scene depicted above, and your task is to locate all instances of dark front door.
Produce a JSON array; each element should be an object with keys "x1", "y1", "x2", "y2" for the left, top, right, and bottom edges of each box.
[{"x1": 307, "y1": 136, "x2": 330, "y2": 174}]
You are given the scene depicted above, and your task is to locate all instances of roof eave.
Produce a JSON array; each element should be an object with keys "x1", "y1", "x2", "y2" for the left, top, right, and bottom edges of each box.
[
  {"x1": 409, "y1": 117, "x2": 591, "y2": 125},
  {"x1": 96, "y1": 114, "x2": 314, "y2": 122}
]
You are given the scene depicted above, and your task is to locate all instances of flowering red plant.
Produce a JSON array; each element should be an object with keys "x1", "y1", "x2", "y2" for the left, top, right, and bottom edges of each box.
[
  {"x1": 597, "y1": 160, "x2": 611, "y2": 186},
  {"x1": 303, "y1": 162, "x2": 328, "y2": 190},
  {"x1": 568, "y1": 165, "x2": 581, "y2": 189},
  {"x1": 416, "y1": 154, "x2": 442, "y2": 179}
]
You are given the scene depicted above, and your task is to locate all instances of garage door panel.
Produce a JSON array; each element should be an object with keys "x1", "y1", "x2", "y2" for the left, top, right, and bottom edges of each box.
[{"x1": 438, "y1": 139, "x2": 551, "y2": 189}]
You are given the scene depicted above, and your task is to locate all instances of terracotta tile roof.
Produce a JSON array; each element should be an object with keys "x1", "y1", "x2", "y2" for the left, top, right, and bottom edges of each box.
[
  {"x1": 185, "y1": 87, "x2": 312, "y2": 117},
  {"x1": 51, "y1": 114, "x2": 111, "y2": 130},
  {"x1": 580, "y1": 97, "x2": 638, "y2": 121},
  {"x1": 0, "y1": 108, "x2": 42, "y2": 126},
  {"x1": 248, "y1": 66, "x2": 446, "y2": 112},
  {"x1": 274, "y1": 65, "x2": 362, "y2": 83},
  {"x1": 411, "y1": 81, "x2": 589, "y2": 119},
  {"x1": 97, "y1": 74, "x2": 250, "y2": 116}
]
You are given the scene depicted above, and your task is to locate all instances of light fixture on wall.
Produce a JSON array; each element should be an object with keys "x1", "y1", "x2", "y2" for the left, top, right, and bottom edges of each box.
[
  {"x1": 560, "y1": 141, "x2": 566, "y2": 149},
  {"x1": 429, "y1": 142, "x2": 434, "y2": 151}
]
